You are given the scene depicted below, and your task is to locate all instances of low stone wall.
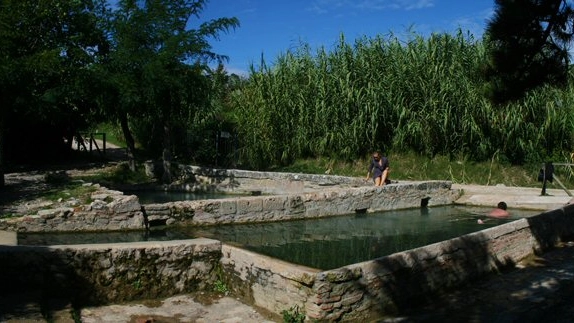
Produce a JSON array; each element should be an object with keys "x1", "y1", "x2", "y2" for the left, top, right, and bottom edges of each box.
[
  {"x1": 4, "y1": 166, "x2": 574, "y2": 320},
  {"x1": 0, "y1": 239, "x2": 221, "y2": 306},
  {"x1": 221, "y1": 204, "x2": 574, "y2": 321},
  {"x1": 150, "y1": 163, "x2": 369, "y2": 194},
  {"x1": 220, "y1": 245, "x2": 319, "y2": 316},
  {"x1": 2, "y1": 206, "x2": 573, "y2": 320},
  {"x1": 0, "y1": 185, "x2": 144, "y2": 233},
  {"x1": 144, "y1": 181, "x2": 459, "y2": 226},
  {"x1": 1, "y1": 166, "x2": 458, "y2": 233}
]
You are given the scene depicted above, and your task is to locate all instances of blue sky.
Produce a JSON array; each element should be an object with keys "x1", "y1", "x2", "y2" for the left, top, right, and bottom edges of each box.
[{"x1": 199, "y1": 0, "x2": 495, "y2": 76}]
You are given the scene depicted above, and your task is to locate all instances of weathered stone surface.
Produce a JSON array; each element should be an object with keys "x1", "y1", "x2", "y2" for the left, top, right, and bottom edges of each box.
[
  {"x1": 0, "y1": 239, "x2": 222, "y2": 305},
  {"x1": 220, "y1": 205, "x2": 574, "y2": 321},
  {"x1": 162, "y1": 164, "x2": 369, "y2": 195},
  {"x1": 220, "y1": 244, "x2": 320, "y2": 315},
  {"x1": 0, "y1": 230, "x2": 16, "y2": 245},
  {"x1": 261, "y1": 196, "x2": 286, "y2": 211},
  {"x1": 37, "y1": 208, "x2": 72, "y2": 219},
  {"x1": 236, "y1": 198, "x2": 263, "y2": 214},
  {"x1": 1, "y1": 204, "x2": 573, "y2": 321},
  {"x1": 219, "y1": 200, "x2": 237, "y2": 215},
  {"x1": 108, "y1": 195, "x2": 140, "y2": 214},
  {"x1": 1, "y1": 165, "x2": 458, "y2": 233},
  {"x1": 0, "y1": 185, "x2": 145, "y2": 233},
  {"x1": 141, "y1": 180, "x2": 457, "y2": 228}
]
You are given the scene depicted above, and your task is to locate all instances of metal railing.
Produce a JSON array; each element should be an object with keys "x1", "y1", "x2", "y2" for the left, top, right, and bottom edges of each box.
[
  {"x1": 539, "y1": 162, "x2": 573, "y2": 196},
  {"x1": 75, "y1": 132, "x2": 107, "y2": 157}
]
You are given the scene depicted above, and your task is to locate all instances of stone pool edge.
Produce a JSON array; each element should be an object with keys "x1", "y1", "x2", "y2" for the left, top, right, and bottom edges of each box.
[
  {"x1": 0, "y1": 179, "x2": 458, "y2": 233},
  {"x1": 221, "y1": 203, "x2": 574, "y2": 321},
  {"x1": 0, "y1": 204, "x2": 572, "y2": 321},
  {"x1": 2, "y1": 168, "x2": 574, "y2": 320}
]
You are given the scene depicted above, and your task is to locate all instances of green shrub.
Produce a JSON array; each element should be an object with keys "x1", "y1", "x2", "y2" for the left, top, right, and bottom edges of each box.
[
  {"x1": 213, "y1": 279, "x2": 229, "y2": 293},
  {"x1": 281, "y1": 305, "x2": 306, "y2": 323}
]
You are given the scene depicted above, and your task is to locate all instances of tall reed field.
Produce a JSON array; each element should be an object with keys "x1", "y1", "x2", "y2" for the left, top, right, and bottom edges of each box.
[{"x1": 230, "y1": 29, "x2": 574, "y2": 175}]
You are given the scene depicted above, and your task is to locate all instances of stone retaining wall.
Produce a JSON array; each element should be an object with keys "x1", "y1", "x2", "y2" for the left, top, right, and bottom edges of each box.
[
  {"x1": 221, "y1": 204, "x2": 574, "y2": 321},
  {"x1": 0, "y1": 165, "x2": 458, "y2": 233},
  {"x1": 1, "y1": 206, "x2": 572, "y2": 320},
  {"x1": 0, "y1": 180, "x2": 460, "y2": 232},
  {"x1": 0, "y1": 185, "x2": 144, "y2": 233},
  {"x1": 0, "y1": 239, "x2": 221, "y2": 306},
  {"x1": 144, "y1": 181, "x2": 458, "y2": 227},
  {"x1": 9, "y1": 166, "x2": 569, "y2": 320}
]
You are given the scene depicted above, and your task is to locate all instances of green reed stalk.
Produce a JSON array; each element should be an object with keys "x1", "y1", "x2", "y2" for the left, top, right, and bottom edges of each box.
[{"x1": 230, "y1": 29, "x2": 574, "y2": 169}]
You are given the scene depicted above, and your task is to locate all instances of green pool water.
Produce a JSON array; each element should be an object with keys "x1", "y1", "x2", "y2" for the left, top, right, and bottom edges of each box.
[{"x1": 17, "y1": 205, "x2": 540, "y2": 270}]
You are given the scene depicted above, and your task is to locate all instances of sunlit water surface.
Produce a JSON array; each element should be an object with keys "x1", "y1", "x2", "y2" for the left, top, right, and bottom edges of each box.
[{"x1": 18, "y1": 205, "x2": 540, "y2": 270}]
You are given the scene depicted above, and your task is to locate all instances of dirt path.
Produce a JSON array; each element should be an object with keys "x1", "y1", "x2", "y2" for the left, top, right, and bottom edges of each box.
[{"x1": 77, "y1": 138, "x2": 128, "y2": 162}]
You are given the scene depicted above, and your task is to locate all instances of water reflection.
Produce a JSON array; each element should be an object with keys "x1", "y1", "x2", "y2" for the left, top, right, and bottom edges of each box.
[{"x1": 18, "y1": 206, "x2": 540, "y2": 270}]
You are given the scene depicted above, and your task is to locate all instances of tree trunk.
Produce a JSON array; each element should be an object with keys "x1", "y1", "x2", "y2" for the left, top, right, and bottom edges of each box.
[
  {"x1": 119, "y1": 113, "x2": 137, "y2": 171},
  {"x1": 161, "y1": 120, "x2": 172, "y2": 184},
  {"x1": 0, "y1": 110, "x2": 5, "y2": 188}
]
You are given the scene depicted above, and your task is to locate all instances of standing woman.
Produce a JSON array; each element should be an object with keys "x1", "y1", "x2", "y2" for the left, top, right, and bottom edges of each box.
[{"x1": 366, "y1": 151, "x2": 390, "y2": 186}]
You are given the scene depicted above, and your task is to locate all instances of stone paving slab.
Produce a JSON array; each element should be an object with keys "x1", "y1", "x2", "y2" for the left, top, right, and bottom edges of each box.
[
  {"x1": 0, "y1": 292, "x2": 280, "y2": 323},
  {"x1": 453, "y1": 184, "x2": 573, "y2": 211},
  {"x1": 79, "y1": 293, "x2": 278, "y2": 323}
]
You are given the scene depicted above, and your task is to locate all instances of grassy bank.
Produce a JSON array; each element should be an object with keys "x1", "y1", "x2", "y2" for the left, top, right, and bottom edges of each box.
[{"x1": 273, "y1": 151, "x2": 574, "y2": 189}]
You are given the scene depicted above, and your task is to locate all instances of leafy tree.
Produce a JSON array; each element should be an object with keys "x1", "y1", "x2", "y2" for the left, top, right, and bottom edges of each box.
[
  {"x1": 102, "y1": 0, "x2": 238, "y2": 181},
  {"x1": 484, "y1": 0, "x2": 574, "y2": 103},
  {"x1": 190, "y1": 64, "x2": 243, "y2": 167},
  {"x1": 0, "y1": 0, "x2": 108, "y2": 187}
]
